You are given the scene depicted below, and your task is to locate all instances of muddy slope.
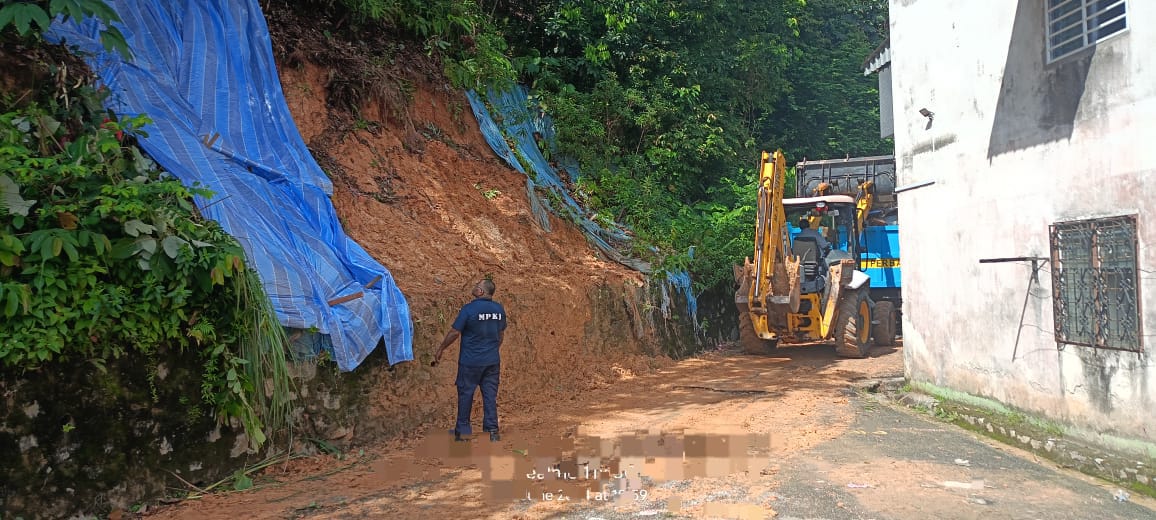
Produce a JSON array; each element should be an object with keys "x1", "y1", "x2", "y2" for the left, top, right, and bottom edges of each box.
[{"x1": 267, "y1": 6, "x2": 694, "y2": 442}]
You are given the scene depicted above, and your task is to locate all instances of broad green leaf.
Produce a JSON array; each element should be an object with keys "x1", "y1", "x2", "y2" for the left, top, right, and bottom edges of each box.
[
  {"x1": 162, "y1": 235, "x2": 186, "y2": 259},
  {"x1": 0, "y1": 175, "x2": 36, "y2": 217},
  {"x1": 92, "y1": 234, "x2": 107, "y2": 255},
  {"x1": 62, "y1": 241, "x2": 79, "y2": 263},
  {"x1": 28, "y1": 3, "x2": 50, "y2": 32},
  {"x1": 81, "y1": 0, "x2": 120, "y2": 22},
  {"x1": 101, "y1": 27, "x2": 134, "y2": 60},
  {"x1": 109, "y1": 238, "x2": 138, "y2": 259},
  {"x1": 0, "y1": 6, "x2": 17, "y2": 31},
  {"x1": 49, "y1": 0, "x2": 69, "y2": 18},
  {"x1": 65, "y1": 0, "x2": 84, "y2": 21},
  {"x1": 138, "y1": 237, "x2": 157, "y2": 255},
  {"x1": 13, "y1": 5, "x2": 35, "y2": 36},
  {"x1": 39, "y1": 237, "x2": 54, "y2": 260},
  {"x1": 123, "y1": 219, "x2": 156, "y2": 237},
  {"x1": 4, "y1": 291, "x2": 17, "y2": 318}
]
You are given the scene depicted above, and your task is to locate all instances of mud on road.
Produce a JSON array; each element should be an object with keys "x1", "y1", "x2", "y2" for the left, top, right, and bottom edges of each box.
[
  {"x1": 151, "y1": 343, "x2": 903, "y2": 519},
  {"x1": 151, "y1": 341, "x2": 1156, "y2": 519}
]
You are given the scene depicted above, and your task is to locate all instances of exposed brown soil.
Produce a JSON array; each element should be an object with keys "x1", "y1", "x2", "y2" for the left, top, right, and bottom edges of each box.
[{"x1": 263, "y1": 8, "x2": 681, "y2": 450}]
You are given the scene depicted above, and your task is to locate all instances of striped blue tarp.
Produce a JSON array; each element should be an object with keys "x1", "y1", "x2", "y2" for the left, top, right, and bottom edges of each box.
[
  {"x1": 465, "y1": 87, "x2": 652, "y2": 272},
  {"x1": 47, "y1": 0, "x2": 413, "y2": 371},
  {"x1": 466, "y1": 86, "x2": 700, "y2": 328}
]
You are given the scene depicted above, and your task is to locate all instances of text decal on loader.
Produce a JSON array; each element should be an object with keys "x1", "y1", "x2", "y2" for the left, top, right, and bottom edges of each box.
[{"x1": 861, "y1": 258, "x2": 900, "y2": 269}]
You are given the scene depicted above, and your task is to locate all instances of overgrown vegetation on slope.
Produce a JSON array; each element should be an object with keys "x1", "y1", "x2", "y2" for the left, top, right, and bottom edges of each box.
[
  {"x1": 287, "y1": 0, "x2": 889, "y2": 293},
  {"x1": 0, "y1": 8, "x2": 290, "y2": 448}
]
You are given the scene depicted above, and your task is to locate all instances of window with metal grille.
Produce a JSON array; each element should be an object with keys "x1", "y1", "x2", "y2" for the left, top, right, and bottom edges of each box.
[
  {"x1": 1049, "y1": 215, "x2": 1141, "y2": 352},
  {"x1": 1046, "y1": 0, "x2": 1128, "y2": 63}
]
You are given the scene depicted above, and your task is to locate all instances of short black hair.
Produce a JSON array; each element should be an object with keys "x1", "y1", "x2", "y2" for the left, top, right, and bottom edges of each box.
[
  {"x1": 479, "y1": 279, "x2": 496, "y2": 296},
  {"x1": 797, "y1": 217, "x2": 810, "y2": 228}
]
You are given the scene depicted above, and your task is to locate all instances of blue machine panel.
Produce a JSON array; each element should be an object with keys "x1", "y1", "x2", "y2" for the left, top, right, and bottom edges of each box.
[{"x1": 861, "y1": 225, "x2": 901, "y2": 289}]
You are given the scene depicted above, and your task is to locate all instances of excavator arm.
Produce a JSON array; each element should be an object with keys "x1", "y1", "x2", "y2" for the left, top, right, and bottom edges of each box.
[
  {"x1": 735, "y1": 150, "x2": 801, "y2": 346},
  {"x1": 750, "y1": 150, "x2": 789, "y2": 310}
]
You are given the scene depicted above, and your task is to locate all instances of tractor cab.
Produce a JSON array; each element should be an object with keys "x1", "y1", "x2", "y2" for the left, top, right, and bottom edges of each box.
[{"x1": 784, "y1": 195, "x2": 861, "y2": 295}]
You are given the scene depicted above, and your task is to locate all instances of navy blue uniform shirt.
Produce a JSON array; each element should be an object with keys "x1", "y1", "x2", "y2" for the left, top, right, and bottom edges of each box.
[{"x1": 452, "y1": 297, "x2": 507, "y2": 366}]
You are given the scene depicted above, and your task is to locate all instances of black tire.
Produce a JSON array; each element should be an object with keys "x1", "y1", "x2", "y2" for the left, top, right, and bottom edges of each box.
[
  {"x1": 872, "y1": 301, "x2": 897, "y2": 346},
  {"x1": 737, "y1": 305, "x2": 779, "y2": 354},
  {"x1": 834, "y1": 288, "x2": 872, "y2": 358}
]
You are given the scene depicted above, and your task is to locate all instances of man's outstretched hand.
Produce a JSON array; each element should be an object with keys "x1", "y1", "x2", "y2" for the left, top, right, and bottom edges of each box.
[{"x1": 433, "y1": 328, "x2": 460, "y2": 367}]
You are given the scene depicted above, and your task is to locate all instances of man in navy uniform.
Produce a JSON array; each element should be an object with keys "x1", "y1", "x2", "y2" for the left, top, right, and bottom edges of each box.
[{"x1": 434, "y1": 278, "x2": 508, "y2": 442}]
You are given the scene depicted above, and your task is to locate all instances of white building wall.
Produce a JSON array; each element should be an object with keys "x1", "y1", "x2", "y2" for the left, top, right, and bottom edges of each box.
[{"x1": 890, "y1": 0, "x2": 1156, "y2": 444}]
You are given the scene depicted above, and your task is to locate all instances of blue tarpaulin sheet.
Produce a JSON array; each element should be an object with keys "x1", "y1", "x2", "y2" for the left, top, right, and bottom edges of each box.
[
  {"x1": 47, "y1": 0, "x2": 413, "y2": 371},
  {"x1": 466, "y1": 86, "x2": 651, "y2": 272},
  {"x1": 466, "y1": 86, "x2": 699, "y2": 324}
]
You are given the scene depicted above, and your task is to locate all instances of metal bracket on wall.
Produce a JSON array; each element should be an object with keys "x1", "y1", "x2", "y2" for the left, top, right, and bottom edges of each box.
[
  {"x1": 894, "y1": 180, "x2": 936, "y2": 194},
  {"x1": 978, "y1": 256, "x2": 1051, "y2": 361}
]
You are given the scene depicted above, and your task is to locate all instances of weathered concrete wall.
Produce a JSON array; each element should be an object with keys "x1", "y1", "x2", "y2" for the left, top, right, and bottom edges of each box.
[
  {"x1": 889, "y1": 0, "x2": 1156, "y2": 449},
  {"x1": 0, "y1": 347, "x2": 378, "y2": 518},
  {"x1": 1, "y1": 352, "x2": 243, "y2": 518}
]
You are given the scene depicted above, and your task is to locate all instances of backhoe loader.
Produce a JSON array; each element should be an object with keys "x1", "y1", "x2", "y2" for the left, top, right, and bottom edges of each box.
[{"x1": 733, "y1": 150, "x2": 894, "y2": 358}]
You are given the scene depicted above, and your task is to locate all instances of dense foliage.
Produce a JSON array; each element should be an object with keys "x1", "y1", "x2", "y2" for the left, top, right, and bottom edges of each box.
[
  {"x1": 0, "y1": 35, "x2": 290, "y2": 447},
  {"x1": 503, "y1": 0, "x2": 890, "y2": 289},
  {"x1": 312, "y1": 0, "x2": 889, "y2": 292},
  {"x1": 0, "y1": 0, "x2": 131, "y2": 57}
]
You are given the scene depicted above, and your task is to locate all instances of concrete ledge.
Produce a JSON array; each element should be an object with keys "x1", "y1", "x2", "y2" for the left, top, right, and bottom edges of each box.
[{"x1": 864, "y1": 380, "x2": 1156, "y2": 498}]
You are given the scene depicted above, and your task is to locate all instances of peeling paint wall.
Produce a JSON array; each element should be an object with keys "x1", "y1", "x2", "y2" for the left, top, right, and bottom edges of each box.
[{"x1": 889, "y1": 0, "x2": 1156, "y2": 447}]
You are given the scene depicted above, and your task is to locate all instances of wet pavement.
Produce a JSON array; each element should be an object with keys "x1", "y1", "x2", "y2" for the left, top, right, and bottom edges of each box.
[
  {"x1": 771, "y1": 397, "x2": 1154, "y2": 520},
  {"x1": 558, "y1": 396, "x2": 1156, "y2": 520}
]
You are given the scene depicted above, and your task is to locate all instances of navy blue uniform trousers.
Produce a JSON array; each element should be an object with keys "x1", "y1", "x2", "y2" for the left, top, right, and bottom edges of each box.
[{"x1": 455, "y1": 363, "x2": 500, "y2": 435}]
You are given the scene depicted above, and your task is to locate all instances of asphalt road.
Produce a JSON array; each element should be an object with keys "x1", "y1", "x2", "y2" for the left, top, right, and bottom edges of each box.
[{"x1": 557, "y1": 395, "x2": 1156, "y2": 520}]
